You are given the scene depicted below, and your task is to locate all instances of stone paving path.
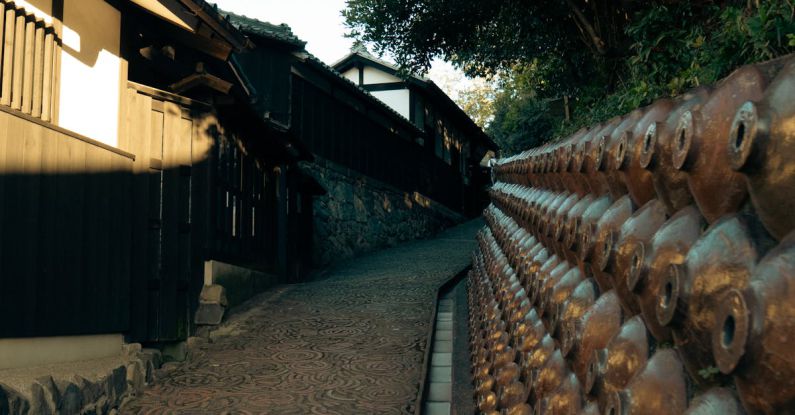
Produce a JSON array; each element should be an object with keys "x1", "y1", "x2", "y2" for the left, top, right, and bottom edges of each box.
[{"x1": 121, "y1": 220, "x2": 481, "y2": 414}]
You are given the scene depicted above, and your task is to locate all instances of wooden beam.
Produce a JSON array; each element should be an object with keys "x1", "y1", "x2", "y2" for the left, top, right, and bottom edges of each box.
[
  {"x1": 21, "y1": 16, "x2": 35, "y2": 114},
  {"x1": 31, "y1": 22, "x2": 44, "y2": 118},
  {"x1": 0, "y1": 7, "x2": 13, "y2": 106},
  {"x1": 10, "y1": 11, "x2": 24, "y2": 110}
]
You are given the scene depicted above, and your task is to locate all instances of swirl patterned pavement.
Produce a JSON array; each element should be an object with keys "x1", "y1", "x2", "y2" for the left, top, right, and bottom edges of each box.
[{"x1": 121, "y1": 220, "x2": 481, "y2": 414}]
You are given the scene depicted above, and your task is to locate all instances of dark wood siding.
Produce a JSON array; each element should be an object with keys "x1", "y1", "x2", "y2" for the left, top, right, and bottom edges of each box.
[
  {"x1": 291, "y1": 75, "x2": 464, "y2": 211},
  {"x1": 0, "y1": 107, "x2": 133, "y2": 337}
]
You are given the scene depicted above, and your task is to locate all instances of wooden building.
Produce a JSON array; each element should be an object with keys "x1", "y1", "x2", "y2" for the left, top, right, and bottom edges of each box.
[
  {"x1": 0, "y1": 0, "x2": 313, "y2": 369},
  {"x1": 0, "y1": 0, "x2": 495, "y2": 371}
]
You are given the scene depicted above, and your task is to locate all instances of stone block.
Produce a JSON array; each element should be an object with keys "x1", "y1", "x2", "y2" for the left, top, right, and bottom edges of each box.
[
  {"x1": 126, "y1": 359, "x2": 145, "y2": 395},
  {"x1": 102, "y1": 365, "x2": 127, "y2": 407},
  {"x1": 0, "y1": 383, "x2": 30, "y2": 415},
  {"x1": 140, "y1": 348, "x2": 163, "y2": 369},
  {"x1": 194, "y1": 303, "x2": 225, "y2": 326},
  {"x1": 199, "y1": 284, "x2": 228, "y2": 306},
  {"x1": 71, "y1": 375, "x2": 100, "y2": 409},
  {"x1": 30, "y1": 376, "x2": 60, "y2": 415},
  {"x1": 121, "y1": 342, "x2": 142, "y2": 359},
  {"x1": 56, "y1": 380, "x2": 82, "y2": 415},
  {"x1": 162, "y1": 341, "x2": 188, "y2": 363}
]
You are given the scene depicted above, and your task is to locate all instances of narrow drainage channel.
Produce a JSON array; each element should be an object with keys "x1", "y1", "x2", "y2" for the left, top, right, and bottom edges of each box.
[{"x1": 421, "y1": 272, "x2": 475, "y2": 415}]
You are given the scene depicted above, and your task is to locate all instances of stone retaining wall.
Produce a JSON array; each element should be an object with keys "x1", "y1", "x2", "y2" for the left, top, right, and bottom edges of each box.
[{"x1": 301, "y1": 158, "x2": 465, "y2": 267}]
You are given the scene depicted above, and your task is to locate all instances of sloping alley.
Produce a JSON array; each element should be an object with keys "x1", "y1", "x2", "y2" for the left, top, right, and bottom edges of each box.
[{"x1": 121, "y1": 220, "x2": 481, "y2": 414}]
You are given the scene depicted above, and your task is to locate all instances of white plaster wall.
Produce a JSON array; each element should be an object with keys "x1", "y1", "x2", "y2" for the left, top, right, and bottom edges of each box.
[
  {"x1": 342, "y1": 67, "x2": 359, "y2": 84},
  {"x1": 58, "y1": 0, "x2": 122, "y2": 147},
  {"x1": 363, "y1": 66, "x2": 401, "y2": 84},
  {"x1": 371, "y1": 89, "x2": 410, "y2": 120}
]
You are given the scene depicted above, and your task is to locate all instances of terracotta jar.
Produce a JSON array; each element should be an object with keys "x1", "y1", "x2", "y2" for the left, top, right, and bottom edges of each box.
[
  {"x1": 560, "y1": 194, "x2": 595, "y2": 263},
  {"x1": 571, "y1": 290, "x2": 624, "y2": 384},
  {"x1": 585, "y1": 315, "x2": 652, "y2": 412},
  {"x1": 520, "y1": 334, "x2": 556, "y2": 392},
  {"x1": 531, "y1": 349, "x2": 568, "y2": 403},
  {"x1": 683, "y1": 388, "x2": 746, "y2": 415},
  {"x1": 712, "y1": 231, "x2": 795, "y2": 414},
  {"x1": 730, "y1": 57, "x2": 795, "y2": 240},
  {"x1": 545, "y1": 266, "x2": 585, "y2": 336},
  {"x1": 611, "y1": 199, "x2": 668, "y2": 316},
  {"x1": 673, "y1": 58, "x2": 787, "y2": 223},
  {"x1": 574, "y1": 194, "x2": 614, "y2": 266},
  {"x1": 575, "y1": 126, "x2": 609, "y2": 195},
  {"x1": 639, "y1": 87, "x2": 711, "y2": 215},
  {"x1": 588, "y1": 117, "x2": 624, "y2": 198},
  {"x1": 530, "y1": 255, "x2": 562, "y2": 306},
  {"x1": 563, "y1": 129, "x2": 592, "y2": 196},
  {"x1": 536, "y1": 372, "x2": 584, "y2": 415},
  {"x1": 631, "y1": 205, "x2": 705, "y2": 342},
  {"x1": 537, "y1": 261, "x2": 571, "y2": 323},
  {"x1": 612, "y1": 101, "x2": 674, "y2": 207},
  {"x1": 656, "y1": 214, "x2": 760, "y2": 385},
  {"x1": 604, "y1": 109, "x2": 644, "y2": 199},
  {"x1": 559, "y1": 278, "x2": 600, "y2": 357},
  {"x1": 549, "y1": 193, "x2": 581, "y2": 254},
  {"x1": 514, "y1": 310, "x2": 546, "y2": 355},
  {"x1": 604, "y1": 349, "x2": 688, "y2": 415},
  {"x1": 590, "y1": 195, "x2": 636, "y2": 293}
]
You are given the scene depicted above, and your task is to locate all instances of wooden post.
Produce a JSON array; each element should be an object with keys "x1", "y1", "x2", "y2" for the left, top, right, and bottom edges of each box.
[
  {"x1": 1, "y1": 8, "x2": 15, "y2": 106},
  {"x1": 31, "y1": 22, "x2": 44, "y2": 118},
  {"x1": 51, "y1": 39, "x2": 60, "y2": 123},
  {"x1": 11, "y1": 12, "x2": 25, "y2": 110},
  {"x1": 41, "y1": 31, "x2": 53, "y2": 121},
  {"x1": 21, "y1": 15, "x2": 35, "y2": 114}
]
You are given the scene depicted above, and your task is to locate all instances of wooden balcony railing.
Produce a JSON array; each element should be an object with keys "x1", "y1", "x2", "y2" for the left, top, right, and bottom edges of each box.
[{"x1": 0, "y1": 1, "x2": 60, "y2": 122}]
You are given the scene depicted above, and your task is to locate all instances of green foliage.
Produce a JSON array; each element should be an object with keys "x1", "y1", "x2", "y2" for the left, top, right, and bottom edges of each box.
[
  {"x1": 343, "y1": 0, "x2": 795, "y2": 154},
  {"x1": 490, "y1": 0, "x2": 795, "y2": 153}
]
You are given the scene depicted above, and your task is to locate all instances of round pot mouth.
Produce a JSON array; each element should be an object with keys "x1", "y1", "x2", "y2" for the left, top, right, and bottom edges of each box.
[
  {"x1": 638, "y1": 123, "x2": 658, "y2": 169},
  {"x1": 595, "y1": 230, "x2": 614, "y2": 272},
  {"x1": 605, "y1": 391, "x2": 624, "y2": 415},
  {"x1": 728, "y1": 101, "x2": 761, "y2": 171},
  {"x1": 613, "y1": 131, "x2": 630, "y2": 171},
  {"x1": 626, "y1": 242, "x2": 646, "y2": 293},
  {"x1": 656, "y1": 263, "x2": 683, "y2": 326},
  {"x1": 712, "y1": 288, "x2": 750, "y2": 374},
  {"x1": 671, "y1": 110, "x2": 695, "y2": 170}
]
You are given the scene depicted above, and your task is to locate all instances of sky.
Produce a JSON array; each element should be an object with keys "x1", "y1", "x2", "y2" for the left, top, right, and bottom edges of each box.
[{"x1": 209, "y1": 0, "x2": 473, "y2": 97}]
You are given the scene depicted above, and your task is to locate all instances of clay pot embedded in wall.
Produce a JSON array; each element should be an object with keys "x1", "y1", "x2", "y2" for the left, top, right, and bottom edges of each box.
[
  {"x1": 588, "y1": 117, "x2": 624, "y2": 197},
  {"x1": 520, "y1": 334, "x2": 556, "y2": 389},
  {"x1": 712, "y1": 231, "x2": 795, "y2": 414},
  {"x1": 532, "y1": 349, "x2": 568, "y2": 403},
  {"x1": 673, "y1": 58, "x2": 787, "y2": 223},
  {"x1": 684, "y1": 387, "x2": 746, "y2": 415},
  {"x1": 639, "y1": 87, "x2": 711, "y2": 215},
  {"x1": 585, "y1": 315, "x2": 652, "y2": 412},
  {"x1": 730, "y1": 57, "x2": 795, "y2": 240},
  {"x1": 656, "y1": 214, "x2": 760, "y2": 386},
  {"x1": 604, "y1": 349, "x2": 688, "y2": 415},
  {"x1": 612, "y1": 199, "x2": 668, "y2": 316},
  {"x1": 575, "y1": 194, "x2": 614, "y2": 265},
  {"x1": 615, "y1": 99, "x2": 676, "y2": 207},
  {"x1": 603, "y1": 110, "x2": 644, "y2": 197},
  {"x1": 530, "y1": 255, "x2": 562, "y2": 306},
  {"x1": 559, "y1": 278, "x2": 599, "y2": 357},
  {"x1": 571, "y1": 290, "x2": 624, "y2": 384},
  {"x1": 560, "y1": 194, "x2": 594, "y2": 261},
  {"x1": 538, "y1": 371, "x2": 583, "y2": 415},
  {"x1": 546, "y1": 266, "x2": 585, "y2": 336},
  {"x1": 590, "y1": 196, "x2": 635, "y2": 293},
  {"x1": 576, "y1": 127, "x2": 610, "y2": 196},
  {"x1": 633, "y1": 205, "x2": 705, "y2": 342},
  {"x1": 537, "y1": 261, "x2": 571, "y2": 321}
]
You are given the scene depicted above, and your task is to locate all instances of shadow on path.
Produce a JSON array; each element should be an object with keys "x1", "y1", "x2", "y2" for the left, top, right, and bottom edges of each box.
[{"x1": 121, "y1": 219, "x2": 482, "y2": 414}]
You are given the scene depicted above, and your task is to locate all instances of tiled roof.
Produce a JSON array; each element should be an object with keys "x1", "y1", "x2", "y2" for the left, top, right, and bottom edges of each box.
[{"x1": 217, "y1": 8, "x2": 306, "y2": 48}]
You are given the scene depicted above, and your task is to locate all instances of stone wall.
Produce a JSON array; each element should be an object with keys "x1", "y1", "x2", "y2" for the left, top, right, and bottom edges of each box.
[{"x1": 301, "y1": 158, "x2": 465, "y2": 267}]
